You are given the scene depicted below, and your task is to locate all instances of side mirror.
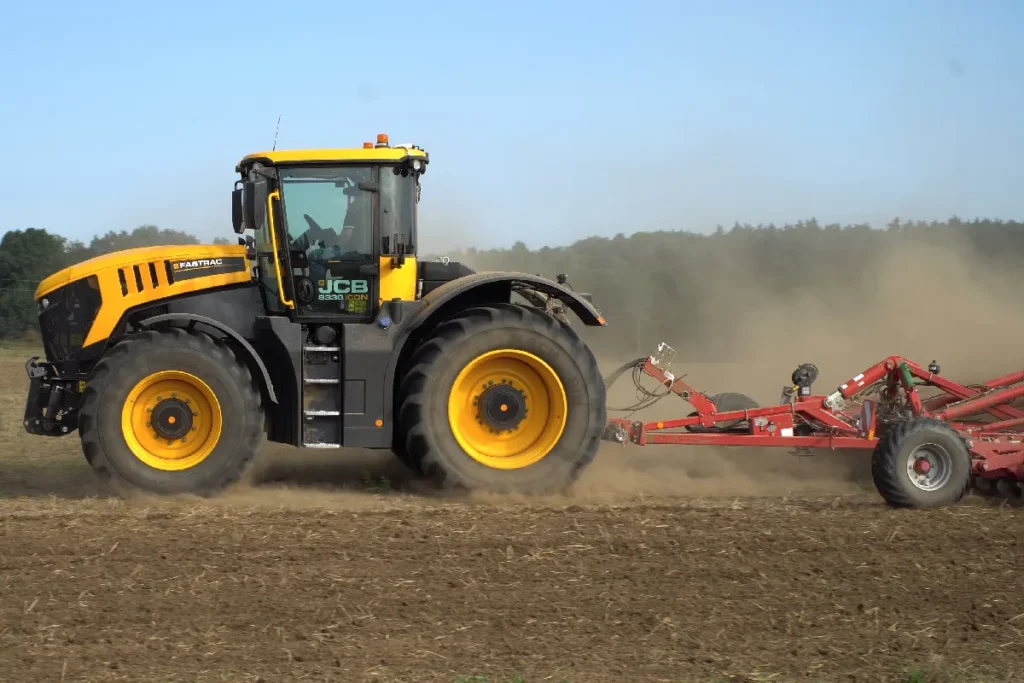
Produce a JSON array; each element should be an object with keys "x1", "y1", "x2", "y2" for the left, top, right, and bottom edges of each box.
[
  {"x1": 238, "y1": 179, "x2": 267, "y2": 234},
  {"x1": 231, "y1": 185, "x2": 244, "y2": 234}
]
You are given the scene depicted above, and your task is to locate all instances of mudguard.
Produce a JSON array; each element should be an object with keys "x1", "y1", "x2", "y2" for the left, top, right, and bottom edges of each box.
[
  {"x1": 413, "y1": 271, "x2": 607, "y2": 328},
  {"x1": 137, "y1": 312, "x2": 278, "y2": 404}
]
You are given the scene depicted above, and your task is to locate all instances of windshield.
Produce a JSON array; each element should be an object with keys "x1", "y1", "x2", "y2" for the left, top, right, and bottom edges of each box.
[{"x1": 279, "y1": 166, "x2": 373, "y2": 260}]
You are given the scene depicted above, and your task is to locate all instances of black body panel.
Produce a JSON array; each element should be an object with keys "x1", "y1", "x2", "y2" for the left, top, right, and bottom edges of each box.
[
  {"x1": 253, "y1": 316, "x2": 304, "y2": 446},
  {"x1": 417, "y1": 259, "x2": 476, "y2": 297},
  {"x1": 340, "y1": 299, "x2": 423, "y2": 447},
  {"x1": 162, "y1": 284, "x2": 265, "y2": 339}
]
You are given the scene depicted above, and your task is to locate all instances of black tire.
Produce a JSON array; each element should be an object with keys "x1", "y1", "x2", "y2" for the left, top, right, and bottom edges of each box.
[
  {"x1": 870, "y1": 417, "x2": 971, "y2": 508},
  {"x1": 396, "y1": 303, "x2": 606, "y2": 494},
  {"x1": 78, "y1": 328, "x2": 265, "y2": 496},
  {"x1": 685, "y1": 392, "x2": 759, "y2": 432}
]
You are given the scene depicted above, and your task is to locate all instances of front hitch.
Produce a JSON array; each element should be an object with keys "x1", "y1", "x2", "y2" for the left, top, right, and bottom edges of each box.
[{"x1": 23, "y1": 357, "x2": 79, "y2": 436}]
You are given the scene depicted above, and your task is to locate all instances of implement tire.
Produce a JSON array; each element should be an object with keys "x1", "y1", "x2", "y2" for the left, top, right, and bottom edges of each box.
[
  {"x1": 396, "y1": 303, "x2": 606, "y2": 494},
  {"x1": 870, "y1": 417, "x2": 971, "y2": 509},
  {"x1": 78, "y1": 328, "x2": 265, "y2": 496},
  {"x1": 685, "y1": 392, "x2": 759, "y2": 432}
]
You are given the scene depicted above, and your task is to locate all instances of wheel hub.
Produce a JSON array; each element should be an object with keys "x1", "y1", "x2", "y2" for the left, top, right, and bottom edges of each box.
[
  {"x1": 476, "y1": 382, "x2": 527, "y2": 432},
  {"x1": 150, "y1": 398, "x2": 195, "y2": 441},
  {"x1": 906, "y1": 444, "x2": 952, "y2": 491}
]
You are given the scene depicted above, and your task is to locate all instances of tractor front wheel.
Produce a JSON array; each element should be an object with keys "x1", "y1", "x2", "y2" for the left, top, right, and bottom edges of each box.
[
  {"x1": 870, "y1": 417, "x2": 971, "y2": 508},
  {"x1": 78, "y1": 328, "x2": 265, "y2": 496},
  {"x1": 396, "y1": 303, "x2": 606, "y2": 494}
]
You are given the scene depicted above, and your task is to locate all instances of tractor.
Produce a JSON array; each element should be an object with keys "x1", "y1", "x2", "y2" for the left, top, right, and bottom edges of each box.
[{"x1": 23, "y1": 134, "x2": 608, "y2": 496}]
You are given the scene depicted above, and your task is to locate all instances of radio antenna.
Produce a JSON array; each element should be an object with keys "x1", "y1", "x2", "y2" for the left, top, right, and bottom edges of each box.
[{"x1": 272, "y1": 115, "x2": 281, "y2": 151}]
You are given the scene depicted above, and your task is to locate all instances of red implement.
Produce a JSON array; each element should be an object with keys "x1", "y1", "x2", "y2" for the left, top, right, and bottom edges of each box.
[{"x1": 603, "y1": 343, "x2": 1024, "y2": 509}]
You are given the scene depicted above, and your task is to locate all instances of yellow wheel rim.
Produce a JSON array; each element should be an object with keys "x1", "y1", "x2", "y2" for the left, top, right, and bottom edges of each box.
[
  {"x1": 120, "y1": 370, "x2": 223, "y2": 471},
  {"x1": 447, "y1": 349, "x2": 568, "y2": 470}
]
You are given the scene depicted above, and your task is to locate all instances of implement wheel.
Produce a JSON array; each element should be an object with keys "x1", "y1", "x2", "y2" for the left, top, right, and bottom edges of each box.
[
  {"x1": 870, "y1": 417, "x2": 971, "y2": 509},
  {"x1": 685, "y1": 392, "x2": 759, "y2": 432},
  {"x1": 396, "y1": 303, "x2": 606, "y2": 494},
  {"x1": 78, "y1": 328, "x2": 265, "y2": 496}
]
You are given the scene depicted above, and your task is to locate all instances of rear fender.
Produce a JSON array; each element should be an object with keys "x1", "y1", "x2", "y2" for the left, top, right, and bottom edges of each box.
[{"x1": 415, "y1": 271, "x2": 607, "y2": 329}]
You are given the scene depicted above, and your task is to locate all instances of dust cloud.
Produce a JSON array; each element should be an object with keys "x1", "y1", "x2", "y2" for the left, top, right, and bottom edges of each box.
[
  {"x1": 578, "y1": 231, "x2": 1024, "y2": 500},
  {"x1": 224, "y1": 231, "x2": 1021, "y2": 508}
]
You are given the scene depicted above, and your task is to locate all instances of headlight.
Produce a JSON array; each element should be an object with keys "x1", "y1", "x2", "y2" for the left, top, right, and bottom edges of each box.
[{"x1": 37, "y1": 290, "x2": 64, "y2": 315}]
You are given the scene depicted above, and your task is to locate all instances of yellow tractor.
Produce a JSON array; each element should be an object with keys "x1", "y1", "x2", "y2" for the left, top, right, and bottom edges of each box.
[{"x1": 23, "y1": 134, "x2": 608, "y2": 496}]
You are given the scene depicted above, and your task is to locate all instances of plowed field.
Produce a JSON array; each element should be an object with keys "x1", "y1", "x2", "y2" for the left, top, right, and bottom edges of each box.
[{"x1": 2, "y1": 353, "x2": 1021, "y2": 683}]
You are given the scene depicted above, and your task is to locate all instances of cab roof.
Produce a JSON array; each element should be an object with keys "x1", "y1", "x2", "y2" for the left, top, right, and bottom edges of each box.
[{"x1": 236, "y1": 139, "x2": 428, "y2": 172}]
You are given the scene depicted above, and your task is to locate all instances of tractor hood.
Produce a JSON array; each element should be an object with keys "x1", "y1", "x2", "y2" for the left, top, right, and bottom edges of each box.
[{"x1": 36, "y1": 244, "x2": 250, "y2": 299}]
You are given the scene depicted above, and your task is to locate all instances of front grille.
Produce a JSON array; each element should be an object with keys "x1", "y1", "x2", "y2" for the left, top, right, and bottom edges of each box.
[{"x1": 38, "y1": 275, "x2": 102, "y2": 362}]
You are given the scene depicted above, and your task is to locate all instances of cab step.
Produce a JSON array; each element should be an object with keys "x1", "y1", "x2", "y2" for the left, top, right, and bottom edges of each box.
[{"x1": 301, "y1": 331, "x2": 343, "y2": 448}]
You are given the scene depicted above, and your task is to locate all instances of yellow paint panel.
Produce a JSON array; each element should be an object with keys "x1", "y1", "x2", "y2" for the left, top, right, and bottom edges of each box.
[
  {"x1": 238, "y1": 146, "x2": 428, "y2": 169},
  {"x1": 36, "y1": 244, "x2": 248, "y2": 298},
  {"x1": 378, "y1": 255, "x2": 418, "y2": 304},
  {"x1": 34, "y1": 244, "x2": 252, "y2": 348},
  {"x1": 85, "y1": 266, "x2": 251, "y2": 347}
]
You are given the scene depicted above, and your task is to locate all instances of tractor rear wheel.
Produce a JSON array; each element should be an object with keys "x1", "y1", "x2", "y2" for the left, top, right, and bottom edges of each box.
[
  {"x1": 396, "y1": 303, "x2": 606, "y2": 494},
  {"x1": 870, "y1": 417, "x2": 971, "y2": 508},
  {"x1": 78, "y1": 328, "x2": 265, "y2": 496}
]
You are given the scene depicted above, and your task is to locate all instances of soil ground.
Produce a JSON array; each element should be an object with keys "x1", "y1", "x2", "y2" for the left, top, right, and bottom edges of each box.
[{"x1": 2, "y1": 347, "x2": 1022, "y2": 683}]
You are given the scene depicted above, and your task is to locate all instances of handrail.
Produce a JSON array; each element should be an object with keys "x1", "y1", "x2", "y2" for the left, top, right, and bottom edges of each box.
[{"x1": 266, "y1": 189, "x2": 294, "y2": 309}]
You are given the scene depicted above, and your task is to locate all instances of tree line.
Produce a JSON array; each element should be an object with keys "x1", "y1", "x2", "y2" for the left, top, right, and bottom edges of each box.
[{"x1": 2, "y1": 217, "x2": 1022, "y2": 353}]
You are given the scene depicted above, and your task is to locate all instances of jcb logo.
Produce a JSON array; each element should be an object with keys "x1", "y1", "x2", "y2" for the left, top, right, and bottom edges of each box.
[{"x1": 318, "y1": 279, "x2": 368, "y2": 295}]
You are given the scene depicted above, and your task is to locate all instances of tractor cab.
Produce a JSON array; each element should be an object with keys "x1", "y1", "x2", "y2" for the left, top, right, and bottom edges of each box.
[{"x1": 232, "y1": 134, "x2": 427, "y2": 322}]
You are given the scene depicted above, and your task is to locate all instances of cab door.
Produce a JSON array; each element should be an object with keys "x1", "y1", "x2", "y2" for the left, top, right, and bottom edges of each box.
[{"x1": 277, "y1": 165, "x2": 379, "y2": 322}]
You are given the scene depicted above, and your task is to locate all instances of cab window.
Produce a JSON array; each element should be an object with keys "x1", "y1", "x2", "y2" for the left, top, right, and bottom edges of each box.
[{"x1": 279, "y1": 166, "x2": 374, "y2": 261}]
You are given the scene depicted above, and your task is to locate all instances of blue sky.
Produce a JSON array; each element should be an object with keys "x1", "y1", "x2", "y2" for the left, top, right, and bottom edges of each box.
[{"x1": 1, "y1": 0, "x2": 1021, "y2": 252}]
